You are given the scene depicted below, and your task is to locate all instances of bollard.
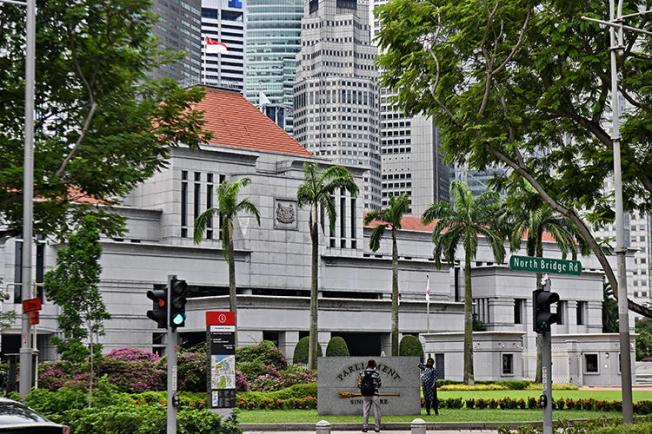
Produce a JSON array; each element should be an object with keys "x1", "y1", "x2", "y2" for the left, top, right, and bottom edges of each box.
[
  {"x1": 410, "y1": 418, "x2": 427, "y2": 434},
  {"x1": 316, "y1": 419, "x2": 332, "y2": 434}
]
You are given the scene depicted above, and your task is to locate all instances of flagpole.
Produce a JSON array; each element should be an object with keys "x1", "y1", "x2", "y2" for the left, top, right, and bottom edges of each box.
[{"x1": 426, "y1": 274, "x2": 430, "y2": 334}]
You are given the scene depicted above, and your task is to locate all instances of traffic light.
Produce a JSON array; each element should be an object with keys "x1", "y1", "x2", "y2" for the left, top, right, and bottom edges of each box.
[
  {"x1": 533, "y1": 288, "x2": 560, "y2": 333},
  {"x1": 169, "y1": 277, "x2": 188, "y2": 329},
  {"x1": 147, "y1": 285, "x2": 168, "y2": 329}
]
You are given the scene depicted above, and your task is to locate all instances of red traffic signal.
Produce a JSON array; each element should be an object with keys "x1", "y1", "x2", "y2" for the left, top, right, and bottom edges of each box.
[{"x1": 147, "y1": 288, "x2": 168, "y2": 329}]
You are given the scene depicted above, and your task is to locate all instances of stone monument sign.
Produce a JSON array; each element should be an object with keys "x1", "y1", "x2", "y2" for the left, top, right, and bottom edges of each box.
[{"x1": 317, "y1": 357, "x2": 421, "y2": 416}]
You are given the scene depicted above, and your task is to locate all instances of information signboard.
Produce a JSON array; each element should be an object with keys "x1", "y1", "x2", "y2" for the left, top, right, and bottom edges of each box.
[{"x1": 206, "y1": 311, "x2": 236, "y2": 410}]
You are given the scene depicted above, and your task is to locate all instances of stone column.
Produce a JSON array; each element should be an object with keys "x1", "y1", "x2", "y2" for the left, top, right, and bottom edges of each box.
[
  {"x1": 318, "y1": 331, "x2": 331, "y2": 356},
  {"x1": 280, "y1": 331, "x2": 300, "y2": 363}
]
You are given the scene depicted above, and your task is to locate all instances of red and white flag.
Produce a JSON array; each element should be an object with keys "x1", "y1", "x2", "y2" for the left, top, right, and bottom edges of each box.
[
  {"x1": 425, "y1": 274, "x2": 431, "y2": 303},
  {"x1": 205, "y1": 37, "x2": 228, "y2": 54}
]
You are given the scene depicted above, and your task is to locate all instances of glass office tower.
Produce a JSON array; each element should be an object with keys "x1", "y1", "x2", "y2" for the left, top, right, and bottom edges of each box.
[{"x1": 245, "y1": 0, "x2": 304, "y2": 134}]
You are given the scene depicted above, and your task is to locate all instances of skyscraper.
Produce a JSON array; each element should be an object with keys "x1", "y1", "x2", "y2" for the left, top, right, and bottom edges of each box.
[
  {"x1": 245, "y1": 0, "x2": 304, "y2": 134},
  {"x1": 151, "y1": 0, "x2": 202, "y2": 85},
  {"x1": 294, "y1": 0, "x2": 381, "y2": 210},
  {"x1": 371, "y1": 0, "x2": 449, "y2": 214},
  {"x1": 201, "y1": 0, "x2": 246, "y2": 91}
]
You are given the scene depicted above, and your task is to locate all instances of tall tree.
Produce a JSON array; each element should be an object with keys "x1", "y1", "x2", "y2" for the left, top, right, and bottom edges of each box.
[
  {"x1": 364, "y1": 193, "x2": 410, "y2": 356},
  {"x1": 0, "y1": 0, "x2": 210, "y2": 239},
  {"x1": 375, "y1": 0, "x2": 652, "y2": 317},
  {"x1": 500, "y1": 178, "x2": 589, "y2": 382},
  {"x1": 297, "y1": 163, "x2": 358, "y2": 369},
  {"x1": 422, "y1": 181, "x2": 505, "y2": 385},
  {"x1": 194, "y1": 177, "x2": 260, "y2": 344},
  {"x1": 45, "y1": 213, "x2": 110, "y2": 401}
]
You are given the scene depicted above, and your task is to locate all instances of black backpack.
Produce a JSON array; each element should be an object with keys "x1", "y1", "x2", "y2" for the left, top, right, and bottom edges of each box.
[{"x1": 360, "y1": 371, "x2": 375, "y2": 396}]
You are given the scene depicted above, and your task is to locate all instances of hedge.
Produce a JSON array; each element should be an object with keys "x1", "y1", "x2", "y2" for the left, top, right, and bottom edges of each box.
[
  {"x1": 326, "y1": 337, "x2": 350, "y2": 357},
  {"x1": 498, "y1": 415, "x2": 652, "y2": 434},
  {"x1": 293, "y1": 336, "x2": 322, "y2": 364},
  {"x1": 399, "y1": 335, "x2": 424, "y2": 359}
]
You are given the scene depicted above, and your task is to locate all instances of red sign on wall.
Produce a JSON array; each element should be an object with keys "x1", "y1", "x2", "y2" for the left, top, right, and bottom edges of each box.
[
  {"x1": 206, "y1": 311, "x2": 236, "y2": 326},
  {"x1": 22, "y1": 298, "x2": 42, "y2": 313}
]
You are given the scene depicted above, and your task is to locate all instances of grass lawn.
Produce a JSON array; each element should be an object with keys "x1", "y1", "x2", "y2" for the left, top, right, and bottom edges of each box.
[
  {"x1": 439, "y1": 389, "x2": 652, "y2": 402},
  {"x1": 238, "y1": 409, "x2": 617, "y2": 424}
]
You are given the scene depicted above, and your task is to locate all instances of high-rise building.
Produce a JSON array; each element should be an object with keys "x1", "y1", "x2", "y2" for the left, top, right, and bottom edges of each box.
[
  {"x1": 370, "y1": 0, "x2": 449, "y2": 214},
  {"x1": 151, "y1": 0, "x2": 202, "y2": 85},
  {"x1": 294, "y1": 0, "x2": 381, "y2": 210},
  {"x1": 245, "y1": 0, "x2": 304, "y2": 134},
  {"x1": 451, "y1": 164, "x2": 507, "y2": 197},
  {"x1": 201, "y1": 0, "x2": 246, "y2": 91}
]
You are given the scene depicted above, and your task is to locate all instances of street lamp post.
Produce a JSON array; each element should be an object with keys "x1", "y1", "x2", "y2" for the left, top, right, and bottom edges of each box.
[
  {"x1": 1, "y1": 0, "x2": 36, "y2": 400},
  {"x1": 582, "y1": 1, "x2": 652, "y2": 424}
]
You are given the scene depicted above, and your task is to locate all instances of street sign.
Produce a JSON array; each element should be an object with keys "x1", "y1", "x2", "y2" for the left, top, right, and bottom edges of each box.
[
  {"x1": 22, "y1": 298, "x2": 42, "y2": 313},
  {"x1": 29, "y1": 312, "x2": 39, "y2": 325},
  {"x1": 509, "y1": 255, "x2": 582, "y2": 276}
]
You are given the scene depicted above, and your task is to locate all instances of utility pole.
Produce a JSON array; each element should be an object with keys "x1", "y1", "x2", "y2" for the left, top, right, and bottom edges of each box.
[
  {"x1": 166, "y1": 275, "x2": 177, "y2": 434},
  {"x1": 581, "y1": 2, "x2": 652, "y2": 423},
  {"x1": 0, "y1": 0, "x2": 39, "y2": 401}
]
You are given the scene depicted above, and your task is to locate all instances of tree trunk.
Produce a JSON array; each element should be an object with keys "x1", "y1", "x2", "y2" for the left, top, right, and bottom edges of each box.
[
  {"x1": 228, "y1": 219, "x2": 238, "y2": 347},
  {"x1": 308, "y1": 205, "x2": 319, "y2": 370},
  {"x1": 463, "y1": 248, "x2": 475, "y2": 385},
  {"x1": 391, "y1": 228, "x2": 399, "y2": 356},
  {"x1": 535, "y1": 237, "x2": 543, "y2": 383}
]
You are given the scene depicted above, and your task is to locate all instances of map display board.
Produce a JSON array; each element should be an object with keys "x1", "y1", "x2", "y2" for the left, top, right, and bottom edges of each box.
[{"x1": 206, "y1": 312, "x2": 236, "y2": 409}]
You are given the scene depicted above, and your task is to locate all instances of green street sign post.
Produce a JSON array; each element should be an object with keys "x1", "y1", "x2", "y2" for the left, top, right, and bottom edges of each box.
[{"x1": 509, "y1": 255, "x2": 582, "y2": 276}]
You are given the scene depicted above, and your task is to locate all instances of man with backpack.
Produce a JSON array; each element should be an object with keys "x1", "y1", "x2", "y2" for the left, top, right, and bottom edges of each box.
[{"x1": 358, "y1": 359, "x2": 382, "y2": 432}]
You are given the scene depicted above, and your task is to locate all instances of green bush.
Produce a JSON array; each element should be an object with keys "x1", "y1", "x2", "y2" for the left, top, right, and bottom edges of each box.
[
  {"x1": 237, "y1": 340, "x2": 287, "y2": 369},
  {"x1": 398, "y1": 335, "x2": 423, "y2": 359},
  {"x1": 292, "y1": 336, "x2": 322, "y2": 364},
  {"x1": 326, "y1": 336, "x2": 350, "y2": 356}
]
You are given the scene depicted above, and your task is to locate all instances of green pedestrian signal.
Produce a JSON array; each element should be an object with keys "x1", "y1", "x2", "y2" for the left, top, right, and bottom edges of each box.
[{"x1": 169, "y1": 277, "x2": 188, "y2": 330}]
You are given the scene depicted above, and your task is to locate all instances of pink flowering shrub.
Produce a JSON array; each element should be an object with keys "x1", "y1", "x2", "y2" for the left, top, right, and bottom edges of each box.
[
  {"x1": 107, "y1": 348, "x2": 160, "y2": 363},
  {"x1": 236, "y1": 370, "x2": 249, "y2": 392},
  {"x1": 98, "y1": 357, "x2": 165, "y2": 393},
  {"x1": 39, "y1": 362, "x2": 69, "y2": 391}
]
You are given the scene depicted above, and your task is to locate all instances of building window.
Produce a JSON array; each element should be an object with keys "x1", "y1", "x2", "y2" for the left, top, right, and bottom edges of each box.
[
  {"x1": 502, "y1": 354, "x2": 514, "y2": 376},
  {"x1": 584, "y1": 354, "x2": 599, "y2": 374},
  {"x1": 340, "y1": 194, "x2": 346, "y2": 248},
  {"x1": 36, "y1": 237, "x2": 45, "y2": 301},
  {"x1": 206, "y1": 174, "x2": 214, "y2": 239},
  {"x1": 218, "y1": 175, "x2": 226, "y2": 240},
  {"x1": 576, "y1": 301, "x2": 586, "y2": 325},
  {"x1": 194, "y1": 172, "x2": 201, "y2": 234},
  {"x1": 514, "y1": 299, "x2": 525, "y2": 324},
  {"x1": 181, "y1": 171, "x2": 188, "y2": 237},
  {"x1": 350, "y1": 197, "x2": 357, "y2": 249},
  {"x1": 557, "y1": 301, "x2": 567, "y2": 325}
]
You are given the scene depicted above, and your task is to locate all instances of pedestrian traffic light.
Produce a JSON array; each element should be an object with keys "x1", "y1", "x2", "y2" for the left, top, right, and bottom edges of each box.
[
  {"x1": 533, "y1": 288, "x2": 560, "y2": 333},
  {"x1": 147, "y1": 285, "x2": 168, "y2": 329},
  {"x1": 169, "y1": 277, "x2": 188, "y2": 329}
]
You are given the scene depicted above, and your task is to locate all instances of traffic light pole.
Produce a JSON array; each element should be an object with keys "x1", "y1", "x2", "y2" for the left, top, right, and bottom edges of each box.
[
  {"x1": 167, "y1": 275, "x2": 177, "y2": 434},
  {"x1": 541, "y1": 329, "x2": 552, "y2": 434}
]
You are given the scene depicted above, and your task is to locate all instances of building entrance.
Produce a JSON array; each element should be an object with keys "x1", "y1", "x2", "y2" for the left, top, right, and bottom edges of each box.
[{"x1": 331, "y1": 333, "x2": 382, "y2": 356}]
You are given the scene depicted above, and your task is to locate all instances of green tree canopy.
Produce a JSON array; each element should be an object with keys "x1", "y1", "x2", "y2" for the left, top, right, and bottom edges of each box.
[
  {"x1": 375, "y1": 0, "x2": 652, "y2": 317},
  {"x1": 0, "y1": 0, "x2": 210, "y2": 239}
]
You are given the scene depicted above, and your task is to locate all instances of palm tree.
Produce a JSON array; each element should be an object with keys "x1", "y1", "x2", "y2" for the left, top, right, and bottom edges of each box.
[
  {"x1": 194, "y1": 177, "x2": 260, "y2": 344},
  {"x1": 501, "y1": 181, "x2": 588, "y2": 382},
  {"x1": 364, "y1": 193, "x2": 410, "y2": 356},
  {"x1": 422, "y1": 181, "x2": 505, "y2": 385},
  {"x1": 297, "y1": 162, "x2": 358, "y2": 370}
]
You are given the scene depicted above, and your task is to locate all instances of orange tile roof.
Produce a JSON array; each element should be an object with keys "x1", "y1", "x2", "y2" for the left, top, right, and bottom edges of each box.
[
  {"x1": 364, "y1": 214, "x2": 557, "y2": 242},
  {"x1": 194, "y1": 87, "x2": 312, "y2": 157}
]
